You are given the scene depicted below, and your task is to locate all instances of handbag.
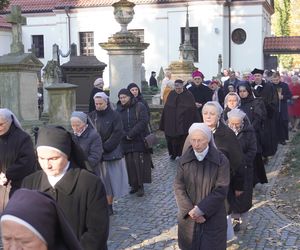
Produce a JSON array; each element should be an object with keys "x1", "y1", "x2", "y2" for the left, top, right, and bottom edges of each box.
[
  {"x1": 135, "y1": 102, "x2": 158, "y2": 149},
  {"x1": 0, "y1": 182, "x2": 11, "y2": 214}
]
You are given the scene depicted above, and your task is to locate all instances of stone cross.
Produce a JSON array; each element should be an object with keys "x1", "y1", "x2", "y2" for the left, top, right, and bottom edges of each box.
[{"x1": 6, "y1": 5, "x2": 26, "y2": 54}]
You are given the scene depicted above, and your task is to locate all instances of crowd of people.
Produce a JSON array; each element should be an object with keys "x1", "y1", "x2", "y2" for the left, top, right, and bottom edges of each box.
[{"x1": 0, "y1": 67, "x2": 300, "y2": 249}]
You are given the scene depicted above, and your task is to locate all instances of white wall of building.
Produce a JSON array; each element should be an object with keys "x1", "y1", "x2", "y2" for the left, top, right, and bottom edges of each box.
[
  {"x1": 1, "y1": 1, "x2": 271, "y2": 85},
  {"x1": 0, "y1": 30, "x2": 11, "y2": 56}
]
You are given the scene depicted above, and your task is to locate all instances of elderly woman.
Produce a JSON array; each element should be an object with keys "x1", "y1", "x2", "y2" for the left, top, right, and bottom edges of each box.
[
  {"x1": 1, "y1": 188, "x2": 82, "y2": 250},
  {"x1": 174, "y1": 123, "x2": 230, "y2": 250},
  {"x1": 0, "y1": 108, "x2": 36, "y2": 197},
  {"x1": 160, "y1": 79, "x2": 199, "y2": 160},
  {"x1": 237, "y1": 83, "x2": 268, "y2": 186},
  {"x1": 223, "y1": 92, "x2": 241, "y2": 121},
  {"x1": 22, "y1": 126, "x2": 109, "y2": 250},
  {"x1": 89, "y1": 92, "x2": 129, "y2": 215},
  {"x1": 117, "y1": 88, "x2": 152, "y2": 197},
  {"x1": 227, "y1": 109, "x2": 257, "y2": 231},
  {"x1": 70, "y1": 111, "x2": 103, "y2": 176},
  {"x1": 88, "y1": 78, "x2": 104, "y2": 112},
  {"x1": 201, "y1": 102, "x2": 245, "y2": 209}
]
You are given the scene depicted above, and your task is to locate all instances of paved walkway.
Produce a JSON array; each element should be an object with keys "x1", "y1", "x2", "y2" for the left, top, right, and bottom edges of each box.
[{"x1": 108, "y1": 144, "x2": 300, "y2": 250}]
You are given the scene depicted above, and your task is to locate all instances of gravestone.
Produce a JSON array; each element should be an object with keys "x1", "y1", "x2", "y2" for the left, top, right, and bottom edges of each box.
[
  {"x1": 0, "y1": 5, "x2": 43, "y2": 128},
  {"x1": 61, "y1": 44, "x2": 107, "y2": 112}
]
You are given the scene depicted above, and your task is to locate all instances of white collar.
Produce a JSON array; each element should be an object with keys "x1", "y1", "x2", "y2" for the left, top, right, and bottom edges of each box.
[{"x1": 47, "y1": 162, "x2": 70, "y2": 187}]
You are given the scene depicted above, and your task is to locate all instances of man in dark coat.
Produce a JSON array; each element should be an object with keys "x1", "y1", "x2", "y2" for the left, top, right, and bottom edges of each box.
[
  {"x1": 160, "y1": 79, "x2": 200, "y2": 159},
  {"x1": 188, "y1": 70, "x2": 213, "y2": 120},
  {"x1": 251, "y1": 68, "x2": 279, "y2": 157},
  {"x1": 174, "y1": 123, "x2": 230, "y2": 250},
  {"x1": 271, "y1": 71, "x2": 292, "y2": 145},
  {"x1": 0, "y1": 109, "x2": 36, "y2": 197},
  {"x1": 22, "y1": 126, "x2": 109, "y2": 250},
  {"x1": 149, "y1": 71, "x2": 158, "y2": 88},
  {"x1": 223, "y1": 69, "x2": 241, "y2": 96}
]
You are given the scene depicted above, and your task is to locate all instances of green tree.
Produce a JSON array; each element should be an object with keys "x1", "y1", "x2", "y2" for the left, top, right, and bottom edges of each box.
[
  {"x1": 0, "y1": 0, "x2": 9, "y2": 11},
  {"x1": 273, "y1": 0, "x2": 293, "y2": 70}
]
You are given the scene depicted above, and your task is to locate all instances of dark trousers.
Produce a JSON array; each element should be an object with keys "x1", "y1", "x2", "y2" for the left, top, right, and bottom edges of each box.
[{"x1": 166, "y1": 135, "x2": 187, "y2": 158}]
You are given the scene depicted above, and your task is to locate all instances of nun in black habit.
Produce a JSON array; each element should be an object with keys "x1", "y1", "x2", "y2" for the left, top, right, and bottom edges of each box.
[
  {"x1": 22, "y1": 126, "x2": 109, "y2": 250},
  {"x1": 1, "y1": 188, "x2": 82, "y2": 250}
]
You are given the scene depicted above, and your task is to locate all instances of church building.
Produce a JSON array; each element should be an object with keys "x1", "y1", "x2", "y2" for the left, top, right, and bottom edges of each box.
[{"x1": 0, "y1": 0, "x2": 274, "y2": 82}]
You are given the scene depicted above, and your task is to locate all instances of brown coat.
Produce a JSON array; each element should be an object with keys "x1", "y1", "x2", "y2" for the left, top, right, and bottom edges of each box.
[
  {"x1": 160, "y1": 90, "x2": 199, "y2": 137},
  {"x1": 174, "y1": 144, "x2": 230, "y2": 250}
]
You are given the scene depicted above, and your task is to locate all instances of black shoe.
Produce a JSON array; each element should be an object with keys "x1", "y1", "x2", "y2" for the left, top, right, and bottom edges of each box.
[
  {"x1": 170, "y1": 155, "x2": 176, "y2": 160},
  {"x1": 136, "y1": 186, "x2": 144, "y2": 197},
  {"x1": 280, "y1": 141, "x2": 286, "y2": 145},
  {"x1": 233, "y1": 219, "x2": 241, "y2": 232},
  {"x1": 129, "y1": 187, "x2": 138, "y2": 194},
  {"x1": 108, "y1": 205, "x2": 113, "y2": 216}
]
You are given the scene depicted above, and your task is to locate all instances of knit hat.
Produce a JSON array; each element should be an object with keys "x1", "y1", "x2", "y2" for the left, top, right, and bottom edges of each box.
[
  {"x1": 192, "y1": 70, "x2": 204, "y2": 79},
  {"x1": 93, "y1": 78, "x2": 104, "y2": 88}
]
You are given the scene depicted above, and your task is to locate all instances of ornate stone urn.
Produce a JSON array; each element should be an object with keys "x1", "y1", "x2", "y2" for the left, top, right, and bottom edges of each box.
[{"x1": 113, "y1": 0, "x2": 135, "y2": 33}]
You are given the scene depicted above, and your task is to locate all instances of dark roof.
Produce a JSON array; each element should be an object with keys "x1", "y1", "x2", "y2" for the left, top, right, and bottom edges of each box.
[
  {"x1": 264, "y1": 36, "x2": 300, "y2": 54},
  {"x1": 2, "y1": 0, "x2": 225, "y2": 13}
]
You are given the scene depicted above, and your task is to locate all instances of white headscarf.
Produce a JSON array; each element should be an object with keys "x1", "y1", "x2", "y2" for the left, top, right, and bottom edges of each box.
[
  {"x1": 202, "y1": 101, "x2": 224, "y2": 119},
  {"x1": 0, "y1": 108, "x2": 23, "y2": 130},
  {"x1": 93, "y1": 92, "x2": 108, "y2": 102},
  {"x1": 224, "y1": 92, "x2": 241, "y2": 109},
  {"x1": 227, "y1": 108, "x2": 246, "y2": 120},
  {"x1": 188, "y1": 123, "x2": 212, "y2": 141}
]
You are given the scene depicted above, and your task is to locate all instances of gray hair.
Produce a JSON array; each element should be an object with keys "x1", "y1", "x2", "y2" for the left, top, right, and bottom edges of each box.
[
  {"x1": 202, "y1": 101, "x2": 224, "y2": 118},
  {"x1": 227, "y1": 108, "x2": 246, "y2": 120}
]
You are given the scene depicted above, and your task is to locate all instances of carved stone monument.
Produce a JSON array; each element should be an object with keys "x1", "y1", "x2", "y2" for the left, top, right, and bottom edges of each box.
[
  {"x1": 99, "y1": 0, "x2": 149, "y2": 103},
  {"x1": 0, "y1": 5, "x2": 43, "y2": 128},
  {"x1": 168, "y1": 5, "x2": 196, "y2": 81}
]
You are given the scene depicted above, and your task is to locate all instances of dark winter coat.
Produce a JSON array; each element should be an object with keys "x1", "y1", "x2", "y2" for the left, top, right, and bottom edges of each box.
[
  {"x1": 116, "y1": 98, "x2": 149, "y2": 153},
  {"x1": 228, "y1": 119, "x2": 257, "y2": 213},
  {"x1": 22, "y1": 166, "x2": 109, "y2": 250},
  {"x1": 238, "y1": 82, "x2": 267, "y2": 153},
  {"x1": 174, "y1": 143, "x2": 230, "y2": 250},
  {"x1": 223, "y1": 78, "x2": 241, "y2": 96},
  {"x1": 251, "y1": 80, "x2": 279, "y2": 156},
  {"x1": 273, "y1": 81, "x2": 292, "y2": 121},
  {"x1": 0, "y1": 123, "x2": 36, "y2": 196},
  {"x1": 160, "y1": 90, "x2": 199, "y2": 137},
  {"x1": 188, "y1": 84, "x2": 213, "y2": 115},
  {"x1": 88, "y1": 87, "x2": 104, "y2": 112},
  {"x1": 71, "y1": 125, "x2": 103, "y2": 175},
  {"x1": 214, "y1": 121, "x2": 244, "y2": 191},
  {"x1": 149, "y1": 75, "x2": 158, "y2": 88},
  {"x1": 89, "y1": 106, "x2": 124, "y2": 161}
]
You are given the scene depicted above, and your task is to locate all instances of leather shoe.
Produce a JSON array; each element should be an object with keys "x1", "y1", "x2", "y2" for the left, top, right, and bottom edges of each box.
[
  {"x1": 136, "y1": 186, "x2": 144, "y2": 197},
  {"x1": 129, "y1": 187, "x2": 138, "y2": 194}
]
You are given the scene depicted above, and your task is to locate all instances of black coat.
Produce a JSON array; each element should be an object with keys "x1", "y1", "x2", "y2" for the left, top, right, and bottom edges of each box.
[
  {"x1": 71, "y1": 125, "x2": 103, "y2": 175},
  {"x1": 251, "y1": 80, "x2": 279, "y2": 156},
  {"x1": 0, "y1": 123, "x2": 36, "y2": 196},
  {"x1": 228, "y1": 119, "x2": 257, "y2": 213},
  {"x1": 160, "y1": 90, "x2": 199, "y2": 137},
  {"x1": 273, "y1": 81, "x2": 292, "y2": 121},
  {"x1": 214, "y1": 122, "x2": 244, "y2": 191},
  {"x1": 149, "y1": 75, "x2": 158, "y2": 87},
  {"x1": 174, "y1": 144, "x2": 230, "y2": 250},
  {"x1": 223, "y1": 78, "x2": 241, "y2": 96},
  {"x1": 88, "y1": 88, "x2": 103, "y2": 112},
  {"x1": 22, "y1": 166, "x2": 109, "y2": 250},
  {"x1": 116, "y1": 98, "x2": 149, "y2": 153},
  {"x1": 188, "y1": 84, "x2": 213, "y2": 115},
  {"x1": 89, "y1": 106, "x2": 123, "y2": 161}
]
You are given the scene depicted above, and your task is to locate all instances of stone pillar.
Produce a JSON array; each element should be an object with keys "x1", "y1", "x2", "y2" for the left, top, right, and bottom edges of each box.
[
  {"x1": 45, "y1": 83, "x2": 77, "y2": 127},
  {"x1": 0, "y1": 5, "x2": 43, "y2": 128},
  {"x1": 99, "y1": 0, "x2": 148, "y2": 103}
]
